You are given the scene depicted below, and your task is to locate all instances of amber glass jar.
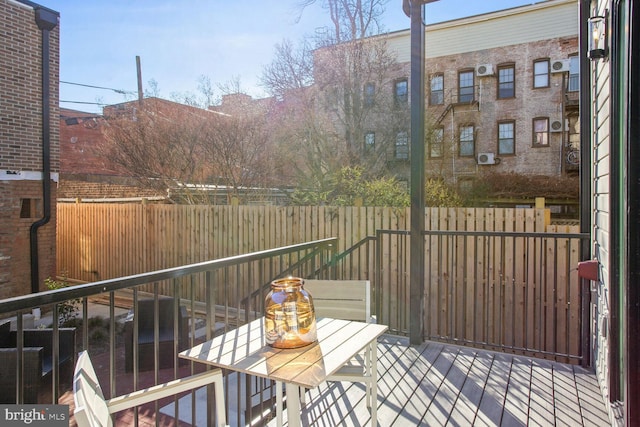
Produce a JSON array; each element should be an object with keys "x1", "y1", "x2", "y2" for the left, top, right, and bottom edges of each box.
[{"x1": 264, "y1": 277, "x2": 317, "y2": 348}]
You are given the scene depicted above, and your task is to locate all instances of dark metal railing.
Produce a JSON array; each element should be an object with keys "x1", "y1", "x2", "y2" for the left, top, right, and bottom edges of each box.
[
  {"x1": 0, "y1": 238, "x2": 337, "y2": 426},
  {"x1": 0, "y1": 227, "x2": 591, "y2": 425},
  {"x1": 368, "y1": 229, "x2": 590, "y2": 364}
]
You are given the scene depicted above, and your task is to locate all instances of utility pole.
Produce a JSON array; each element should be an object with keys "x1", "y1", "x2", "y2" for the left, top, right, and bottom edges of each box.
[{"x1": 136, "y1": 55, "x2": 143, "y2": 105}]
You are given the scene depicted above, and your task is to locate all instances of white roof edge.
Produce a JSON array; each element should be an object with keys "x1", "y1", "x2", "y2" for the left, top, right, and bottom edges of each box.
[
  {"x1": 7, "y1": 0, "x2": 35, "y2": 10},
  {"x1": 0, "y1": 170, "x2": 59, "y2": 182}
]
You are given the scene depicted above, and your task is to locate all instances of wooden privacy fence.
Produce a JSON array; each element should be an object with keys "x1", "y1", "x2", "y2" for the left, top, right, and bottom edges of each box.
[
  {"x1": 56, "y1": 204, "x2": 410, "y2": 283},
  {"x1": 57, "y1": 204, "x2": 567, "y2": 284},
  {"x1": 57, "y1": 203, "x2": 585, "y2": 361}
]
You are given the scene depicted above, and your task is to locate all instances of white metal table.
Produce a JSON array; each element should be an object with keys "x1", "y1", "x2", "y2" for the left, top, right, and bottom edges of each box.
[{"x1": 180, "y1": 316, "x2": 388, "y2": 427}]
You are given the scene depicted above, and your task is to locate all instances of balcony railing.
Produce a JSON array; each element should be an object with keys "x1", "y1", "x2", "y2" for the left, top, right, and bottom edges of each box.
[
  {"x1": 325, "y1": 229, "x2": 590, "y2": 364},
  {"x1": 0, "y1": 227, "x2": 590, "y2": 425},
  {"x1": 0, "y1": 238, "x2": 337, "y2": 425}
]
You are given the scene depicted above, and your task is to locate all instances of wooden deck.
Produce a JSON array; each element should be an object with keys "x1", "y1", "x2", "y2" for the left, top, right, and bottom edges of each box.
[{"x1": 268, "y1": 335, "x2": 611, "y2": 427}]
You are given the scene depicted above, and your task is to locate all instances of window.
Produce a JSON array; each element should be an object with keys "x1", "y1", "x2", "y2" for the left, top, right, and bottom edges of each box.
[
  {"x1": 395, "y1": 131, "x2": 409, "y2": 159},
  {"x1": 430, "y1": 127, "x2": 444, "y2": 158},
  {"x1": 498, "y1": 121, "x2": 515, "y2": 155},
  {"x1": 497, "y1": 64, "x2": 515, "y2": 99},
  {"x1": 533, "y1": 59, "x2": 550, "y2": 88},
  {"x1": 430, "y1": 74, "x2": 444, "y2": 105},
  {"x1": 364, "y1": 83, "x2": 375, "y2": 106},
  {"x1": 20, "y1": 198, "x2": 42, "y2": 219},
  {"x1": 364, "y1": 132, "x2": 375, "y2": 150},
  {"x1": 568, "y1": 56, "x2": 579, "y2": 92},
  {"x1": 394, "y1": 79, "x2": 408, "y2": 104},
  {"x1": 458, "y1": 70, "x2": 474, "y2": 103},
  {"x1": 459, "y1": 125, "x2": 475, "y2": 157},
  {"x1": 533, "y1": 118, "x2": 549, "y2": 146}
]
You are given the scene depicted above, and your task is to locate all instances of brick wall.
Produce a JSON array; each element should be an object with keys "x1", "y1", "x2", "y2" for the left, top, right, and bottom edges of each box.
[
  {"x1": 0, "y1": 0, "x2": 60, "y2": 172},
  {"x1": 423, "y1": 36, "x2": 579, "y2": 178},
  {"x1": 60, "y1": 109, "x2": 117, "y2": 176},
  {"x1": 58, "y1": 178, "x2": 165, "y2": 200},
  {"x1": 59, "y1": 108, "x2": 168, "y2": 200},
  {"x1": 0, "y1": 181, "x2": 57, "y2": 298},
  {"x1": 0, "y1": 0, "x2": 59, "y2": 297}
]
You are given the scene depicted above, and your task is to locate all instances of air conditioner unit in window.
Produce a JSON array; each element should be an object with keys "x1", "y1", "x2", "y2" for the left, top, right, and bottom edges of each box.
[
  {"x1": 550, "y1": 119, "x2": 564, "y2": 132},
  {"x1": 477, "y1": 152, "x2": 496, "y2": 165},
  {"x1": 475, "y1": 64, "x2": 494, "y2": 77},
  {"x1": 551, "y1": 59, "x2": 570, "y2": 73}
]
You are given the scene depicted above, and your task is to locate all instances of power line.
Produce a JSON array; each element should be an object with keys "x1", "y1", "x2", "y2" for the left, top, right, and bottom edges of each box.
[
  {"x1": 60, "y1": 80, "x2": 136, "y2": 95},
  {"x1": 60, "y1": 100, "x2": 106, "y2": 105}
]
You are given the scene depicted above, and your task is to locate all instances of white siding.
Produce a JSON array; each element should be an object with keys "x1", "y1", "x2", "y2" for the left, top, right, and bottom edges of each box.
[
  {"x1": 591, "y1": 0, "x2": 612, "y2": 418},
  {"x1": 386, "y1": 0, "x2": 578, "y2": 62}
]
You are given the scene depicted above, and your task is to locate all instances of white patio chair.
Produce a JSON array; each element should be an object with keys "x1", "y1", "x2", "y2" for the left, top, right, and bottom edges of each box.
[
  {"x1": 73, "y1": 350, "x2": 227, "y2": 427},
  {"x1": 276, "y1": 279, "x2": 378, "y2": 426}
]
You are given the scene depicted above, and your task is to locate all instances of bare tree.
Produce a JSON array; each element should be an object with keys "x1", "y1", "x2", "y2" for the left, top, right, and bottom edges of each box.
[
  {"x1": 100, "y1": 98, "x2": 276, "y2": 204},
  {"x1": 313, "y1": 36, "x2": 408, "y2": 164},
  {"x1": 269, "y1": 91, "x2": 350, "y2": 198},
  {"x1": 260, "y1": 38, "x2": 314, "y2": 99},
  {"x1": 101, "y1": 101, "x2": 204, "y2": 195},
  {"x1": 297, "y1": 0, "x2": 388, "y2": 42},
  {"x1": 200, "y1": 111, "x2": 275, "y2": 203},
  {"x1": 262, "y1": 0, "x2": 406, "y2": 194},
  {"x1": 216, "y1": 75, "x2": 244, "y2": 96},
  {"x1": 170, "y1": 75, "x2": 220, "y2": 108}
]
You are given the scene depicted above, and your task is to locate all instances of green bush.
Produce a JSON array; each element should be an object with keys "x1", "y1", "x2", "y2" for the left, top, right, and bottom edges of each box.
[
  {"x1": 425, "y1": 178, "x2": 464, "y2": 207},
  {"x1": 292, "y1": 166, "x2": 410, "y2": 207},
  {"x1": 44, "y1": 276, "x2": 80, "y2": 326}
]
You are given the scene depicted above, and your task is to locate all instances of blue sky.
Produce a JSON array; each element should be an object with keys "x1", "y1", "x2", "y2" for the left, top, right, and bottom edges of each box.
[{"x1": 43, "y1": 0, "x2": 535, "y2": 114}]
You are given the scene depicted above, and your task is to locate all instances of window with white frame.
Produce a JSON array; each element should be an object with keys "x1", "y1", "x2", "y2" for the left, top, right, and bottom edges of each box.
[
  {"x1": 430, "y1": 127, "x2": 444, "y2": 158},
  {"x1": 533, "y1": 59, "x2": 550, "y2": 88},
  {"x1": 568, "y1": 56, "x2": 580, "y2": 92},
  {"x1": 458, "y1": 70, "x2": 474, "y2": 103},
  {"x1": 498, "y1": 121, "x2": 515, "y2": 154},
  {"x1": 459, "y1": 125, "x2": 475, "y2": 157},
  {"x1": 497, "y1": 64, "x2": 515, "y2": 99},
  {"x1": 364, "y1": 82, "x2": 375, "y2": 106},
  {"x1": 430, "y1": 74, "x2": 444, "y2": 105},
  {"x1": 533, "y1": 117, "x2": 549, "y2": 146},
  {"x1": 394, "y1": 79, "x2": 408, "y2": 104},
  {"x1": 395, "y1": 131, "x2": 409, "y2": 159}
]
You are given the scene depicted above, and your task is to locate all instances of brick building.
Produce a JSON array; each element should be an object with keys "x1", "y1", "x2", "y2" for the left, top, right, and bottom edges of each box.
[
  {"x1": 59, "y1": 97, "x2": 275, "y2": 203},
  {"x1": 326, "y1": 0, "x2": 580, "y2": 185},
  {"x1": 0, "y1": 0, "x2": 59, "y2": 297},
  {"x1": 217, "y1": 0, "x2": 581, "y2": 211},
  {"x1": 413, "y1": 0, "x2": 579, "y2": 183},
  {"x1": 58, "y1": 108, "x2": 165, "y2": 201}
]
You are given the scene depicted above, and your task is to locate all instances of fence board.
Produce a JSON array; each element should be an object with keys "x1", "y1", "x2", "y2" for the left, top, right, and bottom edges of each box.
[{"x1": 474, "y1": 208, "x2": 486, "y2": 345}]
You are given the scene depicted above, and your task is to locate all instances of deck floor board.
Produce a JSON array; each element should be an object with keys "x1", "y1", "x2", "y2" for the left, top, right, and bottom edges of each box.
[{"x1": 268, "y1": 335, "x2": 611, "y2": 427}]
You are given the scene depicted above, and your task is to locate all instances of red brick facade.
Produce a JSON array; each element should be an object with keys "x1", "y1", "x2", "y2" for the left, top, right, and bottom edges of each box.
[
  {"x1": 0, "y1": 0, "x2": 59, "y2": 297},
  {"x1": 59, "y1": 109, "x2": 112, "y2": 176}
]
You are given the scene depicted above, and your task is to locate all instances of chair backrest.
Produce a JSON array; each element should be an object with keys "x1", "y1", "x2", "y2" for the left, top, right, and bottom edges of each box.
[
  {"x1": 303, "y1": 280, "x2": 372, "y2": 322},
  {"x1": 0, "y1": 321, "x2": 10, "y2": 347},
  {"x1": 73, "y1": 351, "x2": 112, "y2": 427},
  {"x1": 137, "y1": 297, "x2": 175, "y2": 332}
]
